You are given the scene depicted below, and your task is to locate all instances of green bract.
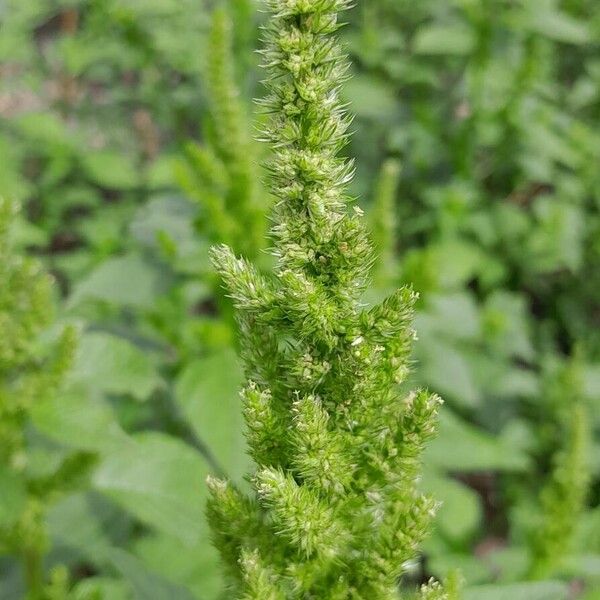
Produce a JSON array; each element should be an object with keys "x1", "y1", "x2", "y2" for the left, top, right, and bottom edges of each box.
[{"x1": 207, "y1": 1, "x2": 443, "y2": 597}]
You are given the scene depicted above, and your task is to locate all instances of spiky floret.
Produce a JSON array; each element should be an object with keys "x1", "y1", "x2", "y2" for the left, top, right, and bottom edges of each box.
[
  {"x1": 206, "y1": 1, "x2": 442, "y2": 596},
  {"x1": 419, "y1": 579, "x2": 448, "y2": 600}
]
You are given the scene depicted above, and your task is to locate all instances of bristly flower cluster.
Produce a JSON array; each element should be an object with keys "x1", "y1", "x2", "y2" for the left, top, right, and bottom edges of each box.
[
  {"x1": 0, "y1": 198, "x2": 76, "y2": 596},
  {"x1": 0, "y1": 199, "x2": 75, "y2": 468},
  {"x1": 370, "y1": 159, "x2": 401, "y2": 287},
  {"x1": 528, "y1": 358, "x2": 590, "y2": 579},
  {"x1": 206, "y1": 1, "x2": 443, "y2": 597},
  {"x1": 177, "y1": 8, "x2": 266, "y2": 261}
]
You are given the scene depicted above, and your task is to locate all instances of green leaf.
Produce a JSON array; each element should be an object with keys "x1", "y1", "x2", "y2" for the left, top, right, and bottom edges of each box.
[
  {"x1": 130, "y1": 196, "x2": 196, "y2": 251},
  {"x1": 405, "y1": 239, "x2": 487, "y2": 292},
  {"x1": 416, "y1": 339, "x2": 480, "y2": 408},
  {"x1": 134, "y1": 533, "x2": 222, "y2": 600},
  {"x1": 16, "y1": 112, "x2": 71, "y2": 146},
  {"x1": 0, "y1": 467, "x2": 27, "y2": 528},
  {"x1": 82, "y1": 150, "x2": 141, "y2": 189},
  {"x1": 427, "y1": 552, "x2": 491, "y2": 586},
  {"x1": 77, "y1": 203, "x2": 133, "y2": 251},
  {"x1": 524, "y1": 124, "x2": 580, "y2": 170},
  {"x1": 30, "y1": 388, "x2": 130, "y2": 453},
  {"x1": 527, "y1": 10, "x2": 591, "y2": 44},
  {"x1": 109, "y1": 548, "x2": 197, "y2": 600},
  {"x1": 146, "y1": 155, "x2": 178, "y2": 189},
  {"x1": 564, "y1": 553, "x2": 600, "y2": 578},
  {"x1": 421, "y1": 292, "x2": 481, "y2": 341},
  {"x1": 422, "y1": 474, "x2": 481, "y2": 543},
  {"x1": 71, "y1": 578, "x2": 131, "y2": 600},
  {"x1": 464, "y1": 581, "x2": 569, "y2": 600},
  {"x1": 93, "y1": 432, "x2": 210, "y2": 545},
  {"x1": 483, "y1": 292, "x2": 534, "y2": 361},
  {"x1": 483, "y1": 546, "x2": 530, "y2": 583},
  {"x1": 527, "y1": 198, "x2": 584, "y2": 273},
  {"x1": 343, "y1": 75, "x2": 397, "y2": 119},
  {"x1": 413, "y1": 24, "x2": 475, "y2": 55},
  {"x1": 46, "y1": 493, "x2": 114, "y2": 565},
  {"x1": 175, "y1": 349, "x2": 249, "y2": 482},
  {"x1": 69, "y1": 253, "x2": 164, "y2": 309},
  {"x1": 71, "y1": 332, "x2": 162, "y2": 401},
  {"x1": 426, "y1": 410, "x2": 530, "y2": 472},
  {"x1": 583, "y1": 365, "x2": 600, "y2": 400}
]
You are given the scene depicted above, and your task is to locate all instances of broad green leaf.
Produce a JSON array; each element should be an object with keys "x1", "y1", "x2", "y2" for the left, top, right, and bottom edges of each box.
[
  {"x1": 583, "y1": 365, "x2": 600, "y2": 400},
  {"x1": 82, "y1": 151, "x2": 141, "y2": 189},
  {"x1": 564, "y1": 554, "x2": 600, "y2": 579},
  {"x1": 71, "y1": 332, "x2": 162, "y2": 401},
  {"x1": 468, "y1": 353, "x2": 538, "y2": 399},
  {"x1": 46, "y1": 493, "x2": 114, "y2": 565},
  {"x1": 146, "y1": 155, "x2": 178, "y2": 189},
  {"x1": 483, "y1": 546, "x2": 530, "y2": 583},
  {"x1": 483, "y1": 292, "x2": 534, "y2": 361},
  {"x1": 527, "y1": 198, "x2": 584, "y2": 273},
  {"x1": 427, "y1": 552, "x2": 491, "y2": 586},
  {"x1": 134, "y1": 532, "x2": 222, "y2": 600},
  {"x1": 417, "y1": 339, "x2": 480, "y2": 408},
  {"x1": 109, "y1": 549, "x2": 196, "y2": 600},
  {"x1": 421, "y1": 292, "x2": 481, "y2": 341},
  {"x1": 426, "y1": 410, "x2": 530, "y2": 472},
  {"x1": 405, "y1": 239, "x2": 488, "y2": 291},
  {"x1": 524, "y1": 124, "x2": 580, "y2": 170},
  {"x1": 77, "y1": 203, "x2": 134, "y2": 251},
  {"x1": 69, "y1": 253, "x2": 164, "y2": 309},
  {"x1": 0, "y1": 467, "x2": 27, "y2": 528},
  {"x1": 413, "y1": 24, "x2": 475, "y2": 55},
  {"x1": 130, "y1": 196, "x2": 196, "y2": 250},
  {"x1": 423, "y1": 474, "x2": 481, "y2": 543},
  {"x1": 129, "y1": 196, "x2": 207, "y2": 271},
  {"x1": 30, "y1": 388, "x2": 130, "y2": 453},
  {"x1": 527, "y1": 10, "x2": 591, "y2": 44},
  {"x1": 94, "y1": 432, "x2": 209, "y2": 545},
  {"x1": 0, "y1": 562, "x2": 26, "y2": 600},
  {"x1": 24, "y1": 446, "x2": 67, "y2": 481},
  {"x1": 175, "y1": 349, "x2": 249, "y2": 482},
  {"x1": 344, "y1": 75, "x2": 397, "y2": 119},
  {"x1": 16, "y1": 112, "x2": 71, "y2": 146},
  {"x1": 464, "y1": 581, "x2": 569, "y2": 600},
  {"x1": 71, "y1": 578, "x2": 131, "y2": 600}
]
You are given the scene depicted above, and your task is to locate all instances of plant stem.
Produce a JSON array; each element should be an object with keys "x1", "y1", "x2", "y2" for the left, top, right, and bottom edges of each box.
[{"x1": 24, "y1": 548, "x2": 43, "y2": 600}]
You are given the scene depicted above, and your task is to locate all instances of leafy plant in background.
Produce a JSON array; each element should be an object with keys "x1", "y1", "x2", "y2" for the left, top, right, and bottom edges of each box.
[
  {"x1": 0, "y1": 0, "x2": 268, "y2": 280},
  {"x1": 207, "y1": 0, "x2": 445, "y2": 596},
  {"x1": 342, "y1": 0, "x2": 600, "y2": 594},
  {"x1": 0, "y1": 198, "x2": 77, "y2": 598},
  {"x1": 0, "y1": 0, "x2": 225, "y2": 281},
  {"x1": 165, "y1": 4, "x2": 269, "y2": 357},
  {"x1": 0, "y1": 0, "x2": 598, "y2": 598}
]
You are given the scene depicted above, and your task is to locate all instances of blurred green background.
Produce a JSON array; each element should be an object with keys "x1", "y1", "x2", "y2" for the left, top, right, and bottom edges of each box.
[{"x1": 0, "y1": 0, "x2": 599, "y2": 598}]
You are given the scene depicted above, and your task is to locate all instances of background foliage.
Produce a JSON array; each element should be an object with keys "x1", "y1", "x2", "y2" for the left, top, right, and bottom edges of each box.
[{"x1": 0, "y1": 0, "x2": 598, "y2": 598}]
